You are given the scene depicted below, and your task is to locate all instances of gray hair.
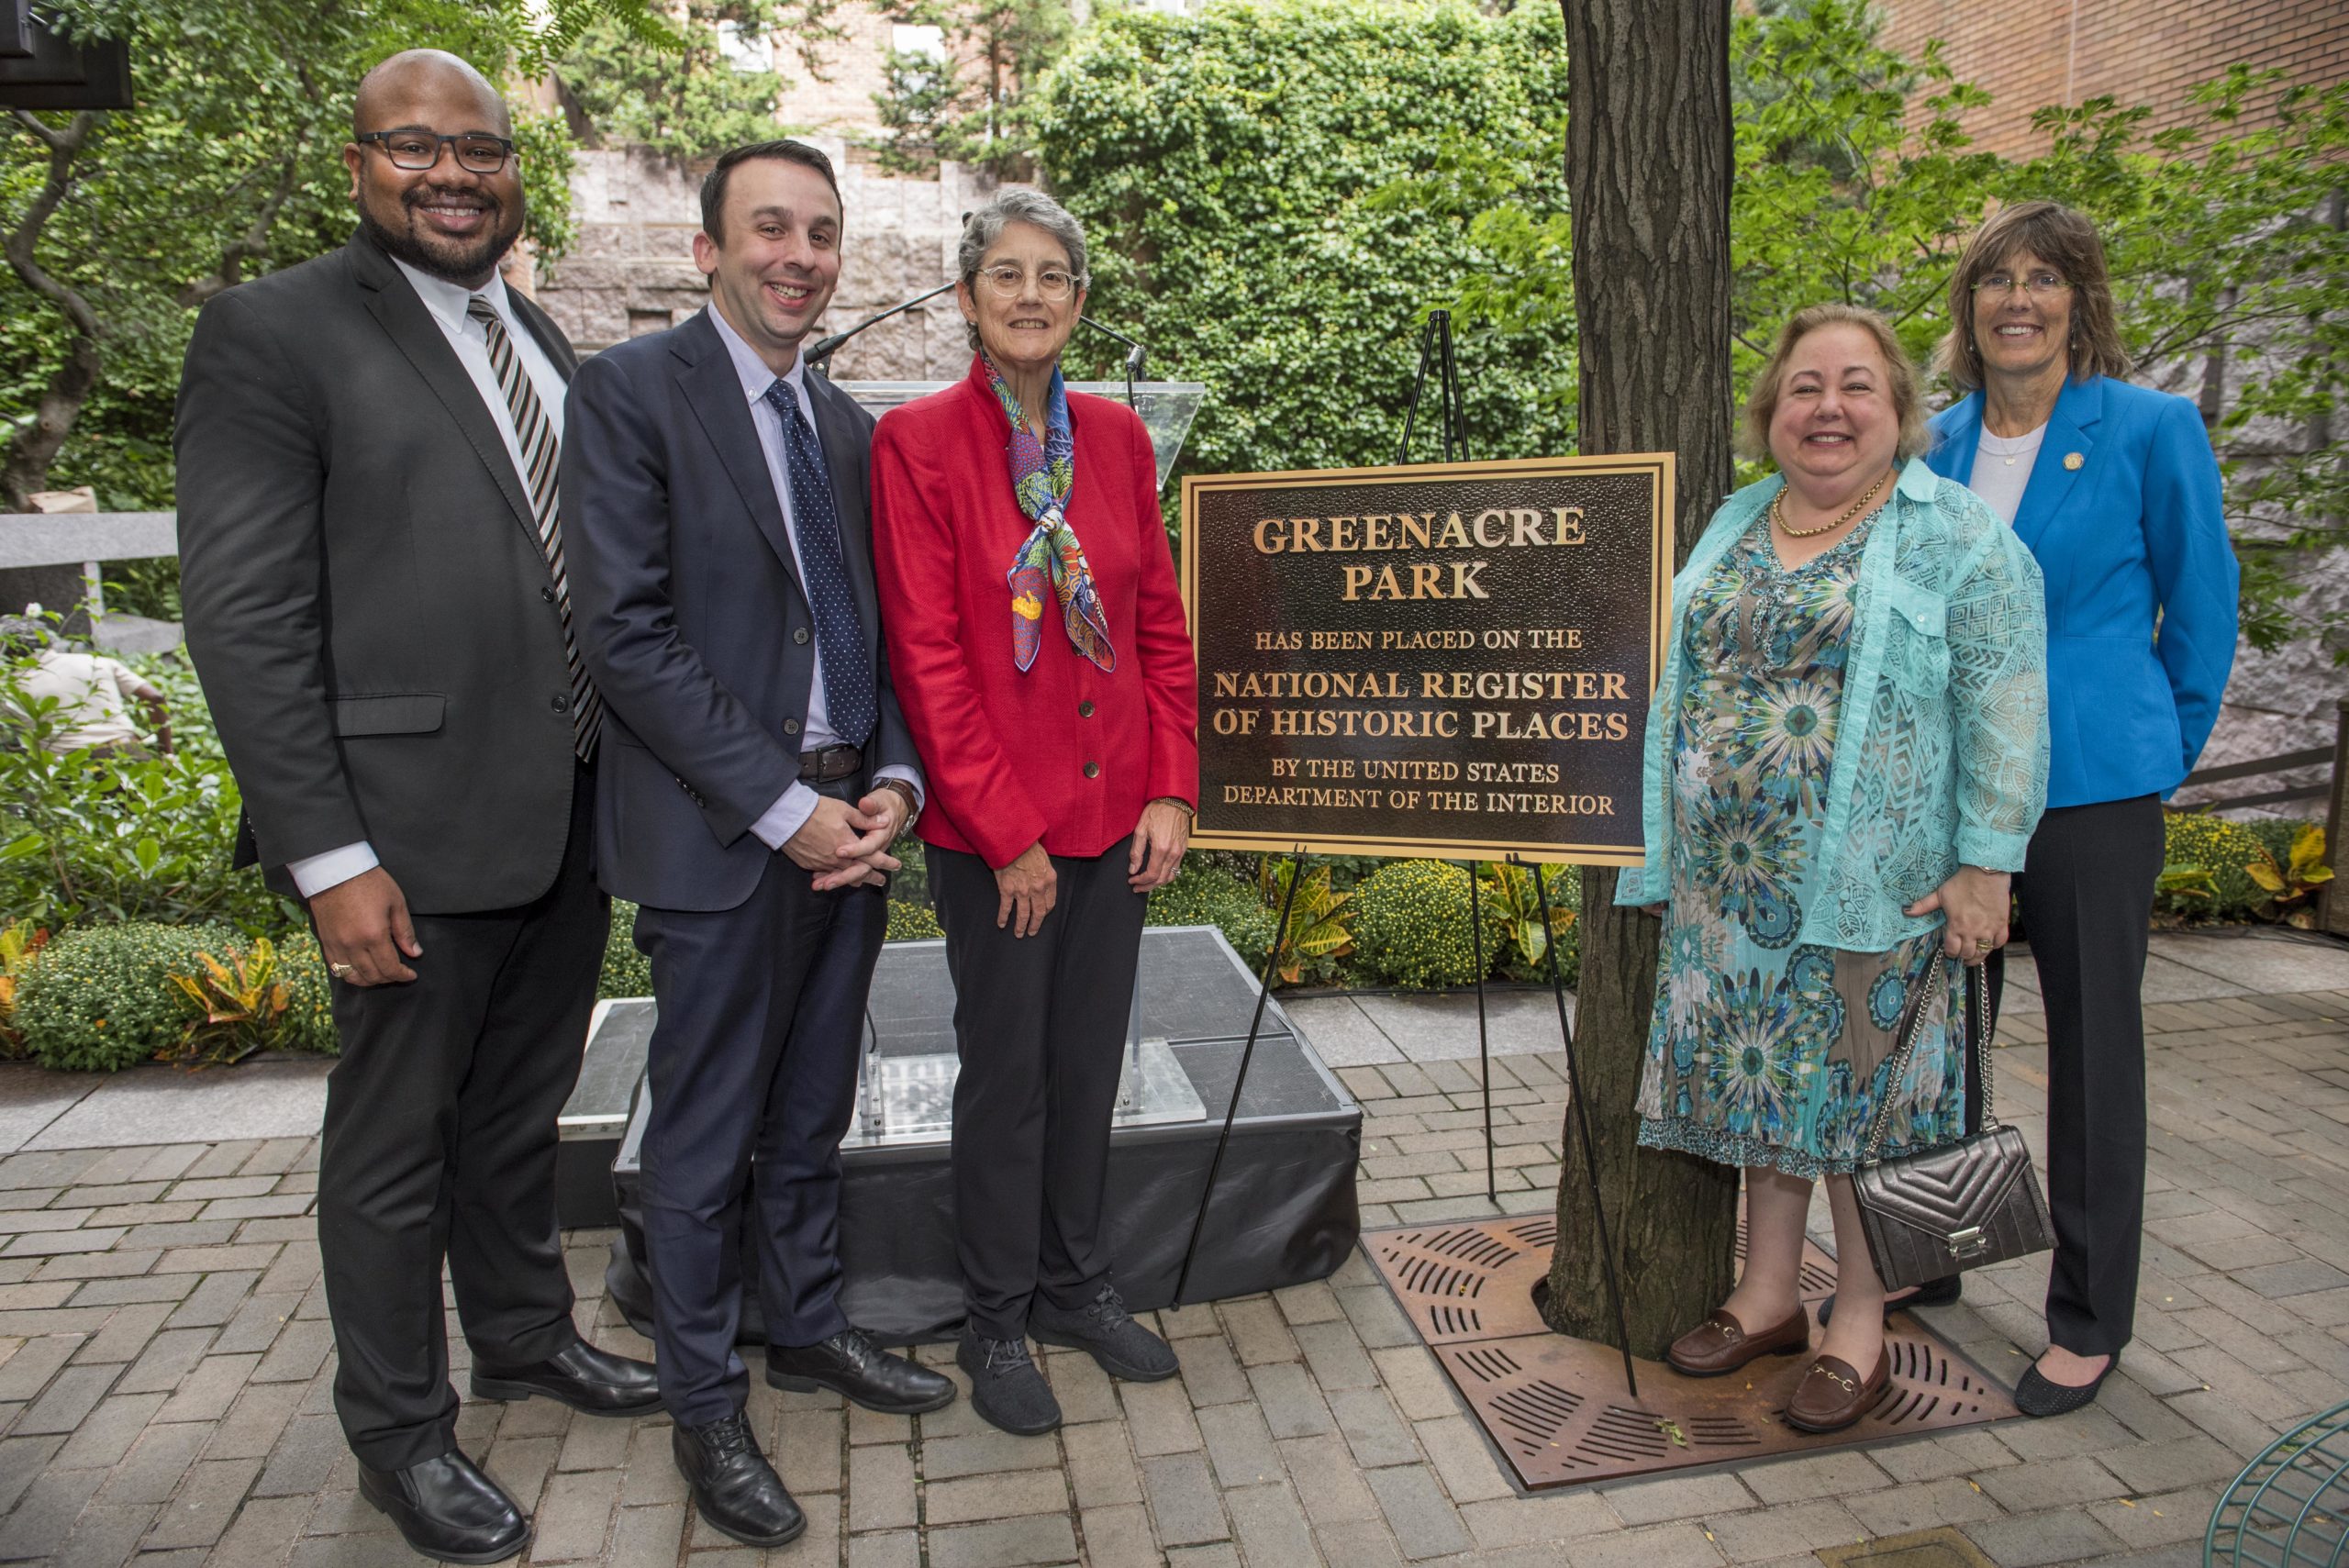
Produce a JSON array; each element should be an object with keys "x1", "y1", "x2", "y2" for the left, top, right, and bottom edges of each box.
[{"x1": 957, "y1": 189, "x2": 1089, "y2": 352}]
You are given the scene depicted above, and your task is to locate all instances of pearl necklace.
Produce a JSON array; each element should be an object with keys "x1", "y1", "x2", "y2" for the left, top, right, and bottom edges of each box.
[{"x1": 1772, "y1": 468, "x2": 1893, "y2": 539}]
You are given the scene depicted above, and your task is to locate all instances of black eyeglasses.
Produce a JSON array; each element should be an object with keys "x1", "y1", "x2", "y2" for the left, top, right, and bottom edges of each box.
[{"x1": 358, "y1": 129, "x2": 517, "y2": 174}]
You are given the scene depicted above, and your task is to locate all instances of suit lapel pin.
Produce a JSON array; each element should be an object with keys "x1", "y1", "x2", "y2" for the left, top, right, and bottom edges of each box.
[{"x1": 2063, "y1": 451, "x2": 2085, "y2": 471}]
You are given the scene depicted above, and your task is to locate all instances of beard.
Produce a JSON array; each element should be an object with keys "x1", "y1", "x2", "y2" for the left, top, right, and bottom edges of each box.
[{"x1": 360, "y1": 182, "x2": 526, "y2": 284}]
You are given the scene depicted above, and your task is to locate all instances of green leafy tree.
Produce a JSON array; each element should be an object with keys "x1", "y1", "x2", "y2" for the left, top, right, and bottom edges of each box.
[
  {"x1": 1, "y1": 0, "x2": 597, "y2": 511},
  {"x1": 1380, "y1": 0, "x2": 2349, "y2": 651},
  {"x1": 1029, "y1": 0, "x2": 1575, "y2": 484},
  {"x1": 556, "y1": 0, "x2": 846, "y2": 161},
  {"x1": 870, "y1": 0, "x2": 1073, "y2": 176}
]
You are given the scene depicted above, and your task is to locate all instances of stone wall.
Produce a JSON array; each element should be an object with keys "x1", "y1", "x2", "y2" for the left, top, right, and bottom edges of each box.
[{"x1": 533, "y1": 140, "x2": 1009, "y2": 380}]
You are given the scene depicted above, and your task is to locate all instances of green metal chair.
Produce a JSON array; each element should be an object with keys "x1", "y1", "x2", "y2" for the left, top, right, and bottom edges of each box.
[{"x1": 2209, "y1": 1402, "x2": 2349, "y2": 1568}]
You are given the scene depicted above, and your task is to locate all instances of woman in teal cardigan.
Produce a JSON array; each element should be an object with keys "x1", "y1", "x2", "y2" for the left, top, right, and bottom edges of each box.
[
  {"x1": 1617, "y1": 304, "x2": 2048, "y2": 1434},
  {"x1": 1924, "y1": 202, "x2": 2238, "y2": 1417}
]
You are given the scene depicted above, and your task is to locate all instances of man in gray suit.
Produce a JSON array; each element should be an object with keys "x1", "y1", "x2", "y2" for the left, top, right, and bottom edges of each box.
[
  {"x1": 175, "y1": 50, "x2": 657, "y2": 1566},
  {"x1": 562, "y1": 139, "x2": 952, "y2": 1550}
]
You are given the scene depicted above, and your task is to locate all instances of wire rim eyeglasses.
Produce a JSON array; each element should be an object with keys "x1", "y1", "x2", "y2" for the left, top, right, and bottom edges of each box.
[
  {"x1": 1970, "y1": 271, "x2": 2072, "y2": 297},
  {"x1": 974, "y1": 264, "x2": 1085, "y2": 302}
]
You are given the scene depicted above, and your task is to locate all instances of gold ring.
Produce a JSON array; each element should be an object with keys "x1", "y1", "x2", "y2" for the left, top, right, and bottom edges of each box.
[{"x1": 328, "y1": 962, "x2": 354, "y2": 977}]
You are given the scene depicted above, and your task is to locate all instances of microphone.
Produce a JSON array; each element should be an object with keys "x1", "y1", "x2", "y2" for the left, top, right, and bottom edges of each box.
[{"x1": 1078, "y1": 317, "x2": 1150, "y2": 407}]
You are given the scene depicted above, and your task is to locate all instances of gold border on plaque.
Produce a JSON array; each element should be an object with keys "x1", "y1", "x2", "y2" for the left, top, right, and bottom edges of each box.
[{"x1": 1178, "y1": 452, "x2": 1675, "y2": 865}]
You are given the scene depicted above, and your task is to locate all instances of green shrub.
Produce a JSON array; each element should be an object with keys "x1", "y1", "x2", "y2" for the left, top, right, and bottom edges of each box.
[
  {"x1": 887, "y1": 898, "x2": 944, "y2": 941},
  {"x1": 0, "y1": 654, "x2": 297, "y2": 937},
  {"x1": 273, "y1": 931, "x2": 339, "y2": 1055},
  {"x1": 888, "y1": 837, "x2": 930, "y2": 907},
  {"x1": 599, "y1": 900, "x2": 652, "y2": 999},
  {"x1": 2244, "y1": 817, "x2": 2317, "y2": 870},
  {"x1": 1350, "y1": 860, "x2": 1506, "y2": 989},
  {"x1": 2161, "y1": 812, "x2": 2271, "y2": 919},
  {"x1": 1032, "y1": 0, "x2": 1573, "y2": 490},
  {"x1": 1148, "y1": 861, "x2": 1278, "y2": 973},
  {"x1": 13, "y1": 921, "x2": 232, "y2": 1071}
]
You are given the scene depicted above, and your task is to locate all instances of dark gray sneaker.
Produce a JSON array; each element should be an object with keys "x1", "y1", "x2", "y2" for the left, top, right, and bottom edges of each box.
[
  {"x1": 1031, "y1": 1285, "x2": 1179, "y2": 1382},
  {"x1": 956, "y1": 1329, "x2": 1063, "y2": 1436}
]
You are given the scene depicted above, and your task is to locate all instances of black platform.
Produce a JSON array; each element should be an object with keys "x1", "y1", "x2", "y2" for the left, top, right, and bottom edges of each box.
[{"x1": 573, "y1": 926, "x2": 1364, "y2": 1342}]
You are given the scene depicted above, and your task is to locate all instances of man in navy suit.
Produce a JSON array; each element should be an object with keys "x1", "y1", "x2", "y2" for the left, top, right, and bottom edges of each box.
[{"x1": 561, "y1": 139, "x2": 953, "y2": 1550}]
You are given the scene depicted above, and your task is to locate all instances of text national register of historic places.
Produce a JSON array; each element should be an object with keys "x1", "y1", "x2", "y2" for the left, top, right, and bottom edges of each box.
[{"x1": 1181, "y1": 454, "x2": 1674, "y2": 864}]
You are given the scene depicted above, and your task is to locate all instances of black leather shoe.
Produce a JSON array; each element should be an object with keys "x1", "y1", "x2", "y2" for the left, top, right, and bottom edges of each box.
[
  {"x1": 674, "y1": 1411, "x2": 806, "y2": 1548},
  {"x1": 358, "y1": 1451, "x2": 529, "y2": 1565},
  {"x1": 767, "y1": 1327, "x2": 956, "y2": 1415},
  {"x1": 471, "y1": 1339, "x2": 662, "y2": 1417}
]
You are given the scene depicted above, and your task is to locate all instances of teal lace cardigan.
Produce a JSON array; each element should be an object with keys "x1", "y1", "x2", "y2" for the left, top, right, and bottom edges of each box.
[{"x1": 1614, "y1": 459, "x2": 2051, "y2": 951}]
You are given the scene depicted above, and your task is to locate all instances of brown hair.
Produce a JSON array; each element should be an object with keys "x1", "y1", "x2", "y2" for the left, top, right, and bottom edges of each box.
[
  {"x1": 699, "y1": 139, "x2": 842, "y2": 244},
  {"x1": 1936, "y1": 200, "x2": 2132, "y2": 393},
  {"x1": 1741, "y1": 303, "x2": 1930, "y2": 464}
]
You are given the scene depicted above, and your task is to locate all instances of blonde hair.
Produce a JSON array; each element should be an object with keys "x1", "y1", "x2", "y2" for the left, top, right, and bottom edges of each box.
[
  {"x1": 1936, "y1": 200, "x2": 2132, "y2": 393},
  {"x1": 1742, "y1": 303, "x2": 1929, "y2": 464}
]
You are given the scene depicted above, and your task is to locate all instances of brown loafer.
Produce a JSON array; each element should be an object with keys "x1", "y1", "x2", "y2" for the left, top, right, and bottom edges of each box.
[
  {"x1": 1786, "y1": 1347, "x2": 1891, "y2": 1433},
  {"x1": 1665, "y1": 1305, "x2": 1810, "y2": 1377}
]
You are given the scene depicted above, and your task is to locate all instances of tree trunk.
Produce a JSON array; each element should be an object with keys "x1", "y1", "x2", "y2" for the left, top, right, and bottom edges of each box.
[
  {"x1": 3, "y1": 110, "x2": 102, "y2": 510},
  {"x1": 1542, "y1": 0, "x2": 1739, "y2": 1359}
]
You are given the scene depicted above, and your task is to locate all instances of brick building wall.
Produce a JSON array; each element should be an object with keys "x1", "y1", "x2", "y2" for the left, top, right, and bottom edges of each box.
[
  {"x1": 1875, "y1": 0, "x2": 2348, "y2": 157},
  {"x1": 772, "y1": 4, "x2": 898, "y2": 138}
]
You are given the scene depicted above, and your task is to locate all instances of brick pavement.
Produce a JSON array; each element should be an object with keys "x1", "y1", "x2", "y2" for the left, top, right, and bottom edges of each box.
[{"x1": 1, "y1": 962, "x2": 2347, "y2": 1564}]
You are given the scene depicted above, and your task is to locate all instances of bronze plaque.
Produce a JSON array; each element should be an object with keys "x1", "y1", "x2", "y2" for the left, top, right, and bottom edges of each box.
[{"x1": 1180, "y1": 455, "x2": 1672, "y2": 862}]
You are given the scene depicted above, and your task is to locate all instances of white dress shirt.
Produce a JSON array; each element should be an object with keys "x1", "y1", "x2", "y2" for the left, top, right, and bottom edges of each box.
[
  {"x1": 704, "y1": 302, "x2": 923, "y2": 849},
  {"x1": 285, "y1": 263, "x2": 571, "y2": 898}
]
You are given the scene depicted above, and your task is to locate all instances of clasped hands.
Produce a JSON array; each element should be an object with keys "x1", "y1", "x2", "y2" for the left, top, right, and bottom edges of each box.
[{"x1": 785, "y1": 787, "x2": 909, "y2": 892}]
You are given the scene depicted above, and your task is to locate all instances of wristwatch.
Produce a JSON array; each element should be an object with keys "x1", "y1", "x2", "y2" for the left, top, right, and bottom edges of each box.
[{"x1": 877, "y1": 779, "x2": 919, "y2": 831}]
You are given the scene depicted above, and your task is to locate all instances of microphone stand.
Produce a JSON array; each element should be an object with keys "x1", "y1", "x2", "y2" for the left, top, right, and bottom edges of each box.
[
  {"x1": 801, "y1": 281, "x2": 960, "y2": 378},
  {"x1": 801, "y1": 283, "x2": 1153, "y2": 414},
  {"x1": 1078, "y1": 317, "x2": 1149, "y2": 408}
]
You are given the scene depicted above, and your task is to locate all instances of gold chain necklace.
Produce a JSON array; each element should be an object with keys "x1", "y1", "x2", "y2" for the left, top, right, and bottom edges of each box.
[{"x1": 1772, "y1": 467, "x2": 1893, "y2": 539}]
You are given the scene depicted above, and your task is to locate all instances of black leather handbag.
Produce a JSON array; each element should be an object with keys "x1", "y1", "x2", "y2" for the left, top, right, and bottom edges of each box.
[{"x1": 1852, "y1": 960, "x2": 2054, "y2": 1292}]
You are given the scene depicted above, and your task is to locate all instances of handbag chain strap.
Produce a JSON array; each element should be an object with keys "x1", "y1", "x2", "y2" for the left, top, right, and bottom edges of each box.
[{"x1": 1859, "y1": 958, "x2": 1998, "y2": 1163}]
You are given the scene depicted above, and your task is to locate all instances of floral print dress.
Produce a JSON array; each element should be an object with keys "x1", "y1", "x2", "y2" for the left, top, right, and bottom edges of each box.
[{"x1": 1636, "y1": 516, "x2": 1967, "y2": 1179}]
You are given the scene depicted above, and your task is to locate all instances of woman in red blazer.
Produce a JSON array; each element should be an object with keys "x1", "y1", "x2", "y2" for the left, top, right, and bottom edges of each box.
[{"x1": 870, "y1": 190, "x2": 1199, "y2": 1438}]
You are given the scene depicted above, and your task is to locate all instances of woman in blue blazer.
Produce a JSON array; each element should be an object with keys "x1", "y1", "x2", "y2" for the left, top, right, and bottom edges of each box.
[{"x1": 1926, "y1": 201, "x2": 2238, "y2": 1417}]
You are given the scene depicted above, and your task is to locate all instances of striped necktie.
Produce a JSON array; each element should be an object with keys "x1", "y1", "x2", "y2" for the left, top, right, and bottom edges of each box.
[{"x1": 465, "y1": 295, "x2": 600, "y2": 760}]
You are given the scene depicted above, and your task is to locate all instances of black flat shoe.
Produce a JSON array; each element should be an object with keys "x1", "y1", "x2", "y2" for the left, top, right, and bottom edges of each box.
[
  {"x1": 674, "y1": 1411, "x2": 806, "y2": 1548},
  {"x1": 767, "y1": 1327, "x2": 956, "y2": 1415},
  {"x1": 472, "y1": 1338, "x2": 662, "y2": 1417},
  {"x1": 358, "y1": 1451, "x2": 529, "y2": 1565},
  {"x1": 2014, "y1": 1354, "x2": 2118, "y2": 1418},
  {"x1": 1818, "y1": 1274, "x2": 1962, "y2": 1328}
]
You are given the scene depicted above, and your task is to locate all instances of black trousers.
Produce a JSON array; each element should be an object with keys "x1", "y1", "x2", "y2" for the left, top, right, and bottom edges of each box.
[
  {"x1": 318, "y1": 764, "x2": 606, "y2": 1470},
  {"x1": 633, "y1": 775, "x2": 887, "y2": 1428},
  {"x1": 931, "y1": 842, "x2": 1148, "y2": 1340},
  {"x1": 1987, "y1": 793, "x2": 2164, "y2": 1359}
]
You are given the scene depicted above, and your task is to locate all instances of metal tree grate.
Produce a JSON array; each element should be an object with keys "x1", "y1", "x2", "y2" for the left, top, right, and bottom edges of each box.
[
  {"x1": 2209, "y1": 1401, "x2": 2349, "y2": 1568},
  {"x1": 1366, "y1": 1214, "x2": 2018, "y2": 1491}
]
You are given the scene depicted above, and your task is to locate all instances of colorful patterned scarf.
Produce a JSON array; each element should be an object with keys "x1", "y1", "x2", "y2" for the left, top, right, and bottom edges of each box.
[{"x1": 989, "y1": 356, "x2": 1115, "y2": 673}]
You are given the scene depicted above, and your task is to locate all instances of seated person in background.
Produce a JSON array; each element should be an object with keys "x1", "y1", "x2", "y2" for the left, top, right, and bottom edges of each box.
[{"x1": 0, "y1": 612, "x2": 172, "y2": 758}]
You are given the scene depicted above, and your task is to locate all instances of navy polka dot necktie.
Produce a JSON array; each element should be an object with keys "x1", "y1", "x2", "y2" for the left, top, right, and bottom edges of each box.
[{"x1": 766, "y1": 381, "x2": 875, "y2": 750}]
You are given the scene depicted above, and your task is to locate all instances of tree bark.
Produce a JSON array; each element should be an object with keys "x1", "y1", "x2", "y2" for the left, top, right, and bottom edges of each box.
[
  {"x1": 1542, "y1": 0, "x2": 1740, "y2": 1359},
  {"x1": 3, "y1": 111, "x2": 101, "y2": 510}
]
